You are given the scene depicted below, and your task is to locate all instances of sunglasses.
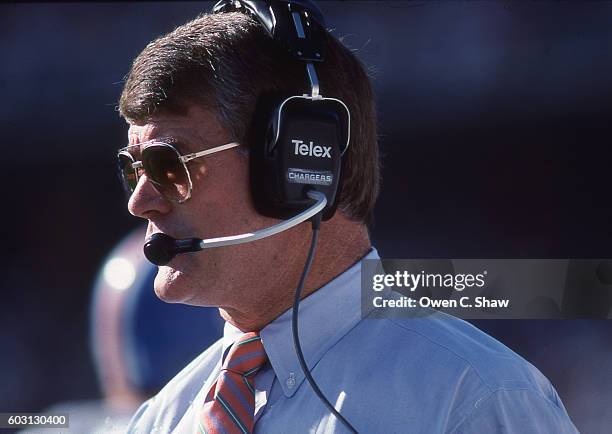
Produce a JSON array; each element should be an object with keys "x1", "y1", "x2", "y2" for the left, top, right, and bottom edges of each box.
[{"x1": 117, "y1": 140, "x2": 240, "y2": 203}]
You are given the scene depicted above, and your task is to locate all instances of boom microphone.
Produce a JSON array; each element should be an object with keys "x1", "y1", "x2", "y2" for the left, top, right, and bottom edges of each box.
[{"x1": 143, "y1": 190, "x2": 327, "y2": 266}]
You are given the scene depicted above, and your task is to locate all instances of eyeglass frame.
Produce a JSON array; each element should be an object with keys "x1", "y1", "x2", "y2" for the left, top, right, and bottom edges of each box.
[{"x1": 117, "y1": 139, "x2": 241, "y2": 203}]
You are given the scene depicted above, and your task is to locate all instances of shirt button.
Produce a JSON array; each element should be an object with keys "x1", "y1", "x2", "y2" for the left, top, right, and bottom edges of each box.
[{"x1": 286, "y1": 372, "x2": 296, "y2": 388}]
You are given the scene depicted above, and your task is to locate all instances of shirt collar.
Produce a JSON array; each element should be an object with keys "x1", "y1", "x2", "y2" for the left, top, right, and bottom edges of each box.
[{"x1": 222, "y1": 247, "x2": 380, "y2": 397}]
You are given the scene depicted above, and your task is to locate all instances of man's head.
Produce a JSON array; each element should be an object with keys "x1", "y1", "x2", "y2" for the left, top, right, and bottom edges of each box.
[{"x1": 119, "y1": 10, "x2": 379, "y2": 330}]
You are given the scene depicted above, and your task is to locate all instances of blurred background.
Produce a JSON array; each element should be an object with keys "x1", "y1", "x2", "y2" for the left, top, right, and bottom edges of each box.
[{"x1": 1, "y1": 1, "x2": 611, "y2": 433}]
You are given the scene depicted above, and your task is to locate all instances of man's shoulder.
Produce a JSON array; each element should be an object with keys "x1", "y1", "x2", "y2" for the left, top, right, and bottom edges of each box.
[
  {"x1": 358, "y1": 311, "x2": 554, "y2": 394},
  {"x1": 333, "y1": 311, "x2": 563, "y2": 410},
  {"x1": 328, "y1": 312, "x2": 576, "y2": 432}
]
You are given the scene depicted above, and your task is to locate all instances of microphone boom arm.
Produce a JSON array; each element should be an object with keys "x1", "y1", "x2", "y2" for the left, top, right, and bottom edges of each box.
[
  {"x1": 143, "y1": 191, "x2": 327, "y2": 266},
  {"x1": 199, "y1": 190, "x2": 326, "y2": 248}
]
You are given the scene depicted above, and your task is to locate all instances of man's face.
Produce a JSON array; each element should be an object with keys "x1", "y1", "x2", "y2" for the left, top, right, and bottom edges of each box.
[{"x1": 126, "y1": 104, "x2": 292, "y2": 312}]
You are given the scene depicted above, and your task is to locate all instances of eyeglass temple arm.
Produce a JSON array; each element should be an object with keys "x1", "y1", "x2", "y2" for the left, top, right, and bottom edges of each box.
[{"x1": 180, "y1": 141, "x2": 241, "y2": 163}]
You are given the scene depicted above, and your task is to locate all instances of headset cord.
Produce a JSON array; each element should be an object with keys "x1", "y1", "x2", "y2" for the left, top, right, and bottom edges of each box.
[{"x1": 291, "y1": 212, "x2": 360, "y2": 434}]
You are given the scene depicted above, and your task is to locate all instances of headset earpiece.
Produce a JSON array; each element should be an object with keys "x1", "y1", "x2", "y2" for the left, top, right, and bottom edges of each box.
[{"x1": 249, "y1": 93, "x2": 349, "y2": 220}]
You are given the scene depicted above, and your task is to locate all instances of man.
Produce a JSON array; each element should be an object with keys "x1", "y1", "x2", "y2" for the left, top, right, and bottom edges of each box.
[{"x1": 119, "y1": 6, "x2": 578, "y2": 434}]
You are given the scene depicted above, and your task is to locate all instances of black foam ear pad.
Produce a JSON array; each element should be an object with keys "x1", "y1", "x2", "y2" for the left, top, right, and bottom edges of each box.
[{"x1": 249, "y1": 94, "x2": 348, "y2": 221}]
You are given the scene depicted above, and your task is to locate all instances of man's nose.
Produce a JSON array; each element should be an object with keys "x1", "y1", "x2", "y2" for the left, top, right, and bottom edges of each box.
[{"x1": 128, "y1": 174, "x2": 172, "y2": 218}]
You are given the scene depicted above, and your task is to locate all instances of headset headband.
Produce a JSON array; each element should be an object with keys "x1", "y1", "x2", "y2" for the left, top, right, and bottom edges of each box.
[{"x1": 212, "y1": 0, "x2": 327, "y2": 63}]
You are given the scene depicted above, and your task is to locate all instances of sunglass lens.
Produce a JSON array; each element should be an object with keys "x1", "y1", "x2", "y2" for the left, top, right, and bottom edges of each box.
[
  {"x1": 117, "y1": 153, "x2": 138, "y2": 194},
  {"x1": 142, "y1": 146, "x2": 190, "y2": 202}
]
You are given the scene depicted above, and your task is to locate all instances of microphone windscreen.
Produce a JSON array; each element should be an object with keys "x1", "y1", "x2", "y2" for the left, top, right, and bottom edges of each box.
[{"x1": 144, "y1": 233, "x2": 177, "y2": 266}]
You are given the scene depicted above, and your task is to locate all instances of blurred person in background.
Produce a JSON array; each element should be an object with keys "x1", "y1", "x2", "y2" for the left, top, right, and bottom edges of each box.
[{"x1": 20, "y1": 228, "x2": 223, "y2": 434}]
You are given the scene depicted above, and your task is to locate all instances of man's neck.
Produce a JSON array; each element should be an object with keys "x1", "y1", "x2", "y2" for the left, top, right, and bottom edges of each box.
[{"x1": 220, "y1": 218, "x2": 371, "y2": 332}]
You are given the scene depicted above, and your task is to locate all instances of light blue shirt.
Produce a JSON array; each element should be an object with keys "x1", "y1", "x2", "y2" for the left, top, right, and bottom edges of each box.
[{"x1": 126, "y1": 248, "x2": 578, "y2": 433}]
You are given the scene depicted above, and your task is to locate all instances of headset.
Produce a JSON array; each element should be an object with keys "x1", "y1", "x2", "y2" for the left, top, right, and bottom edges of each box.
[{"x1": 143, "y1": 1, "x2": 358, "y2": 432}]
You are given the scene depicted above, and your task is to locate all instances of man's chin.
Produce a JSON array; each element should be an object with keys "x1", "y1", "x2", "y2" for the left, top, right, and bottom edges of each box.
[{"x1": 153, "y1": 266, "x2": 191, "y2": 303}]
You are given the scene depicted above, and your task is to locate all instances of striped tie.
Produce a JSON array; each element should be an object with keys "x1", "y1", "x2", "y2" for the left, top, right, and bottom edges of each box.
[{"x1": 198, "y1": 332, "x2": 268, "y2": 434}]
